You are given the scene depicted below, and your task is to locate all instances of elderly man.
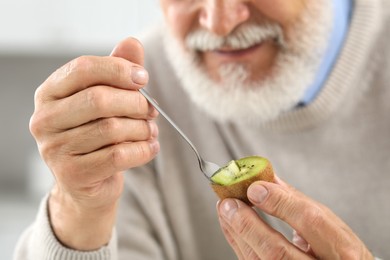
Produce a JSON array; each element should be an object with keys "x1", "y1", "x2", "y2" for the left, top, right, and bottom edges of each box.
[{"x1": 15, "y1": 0, "x2": 389, "y2": 259}]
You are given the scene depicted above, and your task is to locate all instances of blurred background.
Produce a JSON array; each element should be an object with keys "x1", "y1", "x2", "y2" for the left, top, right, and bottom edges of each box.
[{"x1": 0, "y1": 0, "x2": 162, "y2": 258}]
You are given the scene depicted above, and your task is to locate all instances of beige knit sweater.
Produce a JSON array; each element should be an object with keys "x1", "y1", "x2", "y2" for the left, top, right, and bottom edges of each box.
[{"x1": 14, "y1": 0, "x2": 390, "y2": 259}]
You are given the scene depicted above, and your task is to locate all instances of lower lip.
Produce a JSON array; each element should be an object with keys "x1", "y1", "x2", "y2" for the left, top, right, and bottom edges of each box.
[{"x1": 214, "y1": 43, "x2": 263, "y2": 58}]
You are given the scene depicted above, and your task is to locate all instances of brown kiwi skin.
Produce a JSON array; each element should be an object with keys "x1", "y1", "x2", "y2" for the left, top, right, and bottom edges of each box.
[{"x1": 211, "y1": 161, "x2": 274, "y2": 205}]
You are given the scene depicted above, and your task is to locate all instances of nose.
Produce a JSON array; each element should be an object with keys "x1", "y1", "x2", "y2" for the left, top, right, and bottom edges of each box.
[{"x1": 199, "y1": 0, "x2": 250, "y2": 36}]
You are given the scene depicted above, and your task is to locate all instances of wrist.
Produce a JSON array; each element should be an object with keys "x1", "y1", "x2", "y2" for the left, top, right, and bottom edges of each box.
[{"x1": 48, "y1": 186, "x2": 118, "y2": 251}]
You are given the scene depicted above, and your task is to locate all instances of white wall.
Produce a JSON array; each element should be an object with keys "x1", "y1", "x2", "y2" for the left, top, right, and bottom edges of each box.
[{"x1": 0, "y1": 0, "x2": 163, "y2": 55}]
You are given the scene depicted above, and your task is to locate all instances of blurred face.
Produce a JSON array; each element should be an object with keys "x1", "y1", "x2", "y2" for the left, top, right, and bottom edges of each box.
[
  {"x1": 159, "y1": 0, "x2": 332, "y2": 124},
  {"x1": 160, "y1": 0, "x2": 306, "y2": 82}
]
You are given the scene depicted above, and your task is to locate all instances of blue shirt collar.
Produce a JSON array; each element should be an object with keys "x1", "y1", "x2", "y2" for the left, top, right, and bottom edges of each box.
[{"x1": 300, "y1": 0, "x2": 354, "y2": 105}]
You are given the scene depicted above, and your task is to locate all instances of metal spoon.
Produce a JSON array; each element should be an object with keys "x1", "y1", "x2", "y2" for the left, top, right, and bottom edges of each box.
[{"x1": 139, "y1": 88, "x2": 220, "y2": 180}]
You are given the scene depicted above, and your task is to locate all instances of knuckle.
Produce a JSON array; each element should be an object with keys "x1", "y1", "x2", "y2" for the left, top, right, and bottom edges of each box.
[
  {"x1": 266, "y1": 189, "x2": 293, "y2": 217},
  {"x1": 41, "y1": 148, "x2": 74, "y2": 180},
  {"x1": 39, "y1": 138, "x2": 68, "y2": 165},
  {"x1": 29, "y1": 113, "x2": 41, "y2": 138},
  {"x1": 98, "y1": 118, "x2": 121, "y2": 138},
  {"x1": 303, "y1": 205, "x2": 325, "y2": 228},
  {"x1": 85, "y1": 87, "x2": 107, "y2": 112},
  {"x1": 38, "y1": 140, "x2": 55, "y2": 159},
  {"x1": 224, "y1": 233, "x2": 237, "y2": 249},
  {"x1": 338, "y1": 247, "x2": 362, "y2": 260},
  {"x1": 109, "y1": 142, "x2": 154, "y2": 170},
  {"x1": 29, "y1": 110, "x2": 52, "y2": 138},
  {"x1": 110, "y1": 59, "x2": 128, "y2": 82},
  {"x1": 334, "y1": 233, "x2": 366, "y2": 260},
  {"x1": 139, "y1": 120, "x2": 153, "y2": 139},
  {"x1": 130, "y1": 120, "x2": 149, "y2": 139},
  {"x1": 61, "y1": 57, "x2": 78, "y2": 79},
  {"x1": 241, "y1": 244, "x2": 260, "y2": 260},
  {"x1": 132, "y1": 142, "x2": 151, "y2": 159},
  {"x1": 110, "y1": 146, "x2": 126, "y2": 169},
  {"x1": 67, "y1": 56, "x2": 93, "y2": 76},
  {"x1": 262, "y1": 241, "x2": 289, "y2": 260},
  {"x1": 33, "y1": 85, "x2": 45, "y2": 104},
  {"x1": 46, "y1": 58, "x2": 80, "y2": 90},
  {"x1": 234, "y1": 212, "x2": 255, "y2": 237}
]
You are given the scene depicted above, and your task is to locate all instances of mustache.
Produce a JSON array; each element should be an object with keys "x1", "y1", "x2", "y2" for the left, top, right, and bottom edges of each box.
[{"x1": 185, "y1": 22, "x2": 285, "y2": 52}]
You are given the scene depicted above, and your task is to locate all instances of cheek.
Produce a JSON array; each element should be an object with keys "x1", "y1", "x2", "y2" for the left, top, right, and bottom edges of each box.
[
  {"x1": 253, "y1": 0, "x2": 305, "y2": 25},
  {"x1": 163, "y1": 4, "x2": 198, "y2": 44}
]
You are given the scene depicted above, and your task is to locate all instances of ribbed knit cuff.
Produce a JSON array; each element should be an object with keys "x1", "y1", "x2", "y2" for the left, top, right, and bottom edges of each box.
[{"x1": 28, "y1": 194, "x2": 117, "y2": 260}]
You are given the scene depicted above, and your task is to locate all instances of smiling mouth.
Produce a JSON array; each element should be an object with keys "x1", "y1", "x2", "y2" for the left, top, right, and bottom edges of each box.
[{"x1": 214, "y1": 43, "x2": 263, "y2": 56}]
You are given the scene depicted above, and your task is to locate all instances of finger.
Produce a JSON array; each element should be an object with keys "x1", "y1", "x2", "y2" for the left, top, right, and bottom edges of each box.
[
  {"x1": 216, "y1": 201, "x2": 247, "y2": 259},
  {"x1": 218, "y1": 199, "x2": 313, "y2": 260},
  {"x1": 273, "y1": 174, "x2": 290, "y2": 188},
  {"x1": 110, "y1": 37, "x2": 144, "y2": 66},
  {"x1": 53, "y1": 140, "x2": 160, "y2": 188},
  {"x1": 247, "y1": 181, "x2": 352, "y2": 258},
  {"x1": 37, "y1": 55, "x2": 148, "y2": 102},
  {"x1": 292, "y1": 230, "x2": 310, "y2": 252},
  {"x1": 218, "y1": 216, "x2": 246, "y2": 260},
  {"x1": 38, "y1": 86, "x2": 157, "y2": 130},
  {"x1": 220, "y1": 219, "x2": 264, "y2": 260},
  {"x1": 56, "y1": 118, "x2": 158, "y2": 155},
  {"x1": 292, "y1": 230, "x2": 316, "y2": 256}
]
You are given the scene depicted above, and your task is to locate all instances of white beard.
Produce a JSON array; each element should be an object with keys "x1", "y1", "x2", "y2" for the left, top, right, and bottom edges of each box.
[{"x1": 163, "y1": 1, "x2": 333, "y2": 125}]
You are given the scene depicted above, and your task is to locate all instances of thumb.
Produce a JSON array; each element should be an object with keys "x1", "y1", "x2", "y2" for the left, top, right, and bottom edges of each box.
[{"x1": 110, "y1": 37, "x2": 145, "y2": 66}]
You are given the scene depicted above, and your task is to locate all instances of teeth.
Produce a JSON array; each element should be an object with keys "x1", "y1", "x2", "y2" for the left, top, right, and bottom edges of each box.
[{"x1": 186, "y1": 22, "x2": 284, "y2": 52}]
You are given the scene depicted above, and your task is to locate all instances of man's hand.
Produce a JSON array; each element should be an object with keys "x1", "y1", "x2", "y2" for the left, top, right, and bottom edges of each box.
[
  {"x1": 217, "y1": 176, "x2": 374, "y2": 259},
  {"x1": 29, "y1": 37, "x2": 159, "y2": 250}
]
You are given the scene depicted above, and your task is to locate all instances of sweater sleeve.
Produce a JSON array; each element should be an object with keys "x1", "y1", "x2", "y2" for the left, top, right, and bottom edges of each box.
[
  {"x1": 13, "y1": 194, "x2": 117, "y2": 260},
  {"x1": 116, "y1": 163, "x2": 178, "y2": 260}
]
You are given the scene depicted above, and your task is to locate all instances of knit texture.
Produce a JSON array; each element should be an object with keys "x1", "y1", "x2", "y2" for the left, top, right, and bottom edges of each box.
[{"x1": 13, "y1": 194, "x2": 117, "y2": 259}]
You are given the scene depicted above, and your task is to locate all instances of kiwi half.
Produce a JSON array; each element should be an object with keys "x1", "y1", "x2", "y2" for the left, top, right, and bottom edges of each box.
[{"x1": 210, "y1": 156, "x2": 274, "y2": 204}]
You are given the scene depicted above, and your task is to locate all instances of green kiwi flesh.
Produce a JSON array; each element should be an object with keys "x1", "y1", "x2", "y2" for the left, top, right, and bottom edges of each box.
[{"x1": 211, "y1": 156, "x2": 269, "y2": 186}]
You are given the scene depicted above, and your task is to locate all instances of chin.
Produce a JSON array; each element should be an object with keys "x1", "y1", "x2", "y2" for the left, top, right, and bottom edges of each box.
[{"x1": 204, "y1": 65, "x2": 271, "y2": 84}]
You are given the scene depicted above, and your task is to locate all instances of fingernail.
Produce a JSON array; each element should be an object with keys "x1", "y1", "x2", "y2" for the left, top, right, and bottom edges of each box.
[
  {"x1": 148, "y1": 105, "x2": 159, "y2": 118},
  {"x1": 149, "y1": 139, "x2": 160, "y2": 154},
  {"x1": 248, "y1": 184, "x2": 268, "y2": 204},
  {"x1": 148, "y1": 120, "x2": 159, "y2": 138},
  {"x1": 216, "y1": 200, "x2": 221, "y2": 210},
  {"x1": 274, "y1": 174, "x2": 284, "y2": 185},
  {"x1": 220, "y1": 199, "x2": 238, "y2": 221},
  {"x1": 292, "y1": 230, "x2": 311, "y2": 252},
  {"x1": 132, "y1": 67, "x2": 148, "y2": 85}
]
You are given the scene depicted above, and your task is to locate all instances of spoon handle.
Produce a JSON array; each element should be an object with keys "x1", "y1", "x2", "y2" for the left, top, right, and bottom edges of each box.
[{"x1": 139, "y1": 88, "x2": 202, "y2": 161}]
